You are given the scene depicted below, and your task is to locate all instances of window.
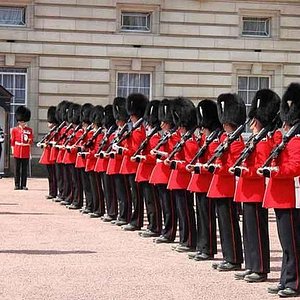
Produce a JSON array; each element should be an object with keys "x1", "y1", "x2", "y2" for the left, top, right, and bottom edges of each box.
[
  {"x1": 0, "y1": 68, "x2": 27, "y2": 127},
  {"x1": 117, "y1": 72, "x2": 151, "y2": 98},
  {"x1": 0, "y1": 7, "x2": 25, "y2": 26},
  {"x1": 121, "y1": 12, "x2": 151, "y2": 32},
  {"x1": 242, "y1": 17, "x2": 270, "y2": 37}
]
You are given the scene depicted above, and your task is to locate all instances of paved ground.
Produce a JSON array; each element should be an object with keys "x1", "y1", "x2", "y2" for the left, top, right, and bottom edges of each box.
[{"x1": 0, "y1": 177, "x2": 283, "y2": 300}]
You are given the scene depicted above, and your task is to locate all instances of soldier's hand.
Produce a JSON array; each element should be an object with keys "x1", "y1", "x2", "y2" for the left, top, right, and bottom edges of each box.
[
  {"x1": 257, "y1": 166, "x2": 278, "y2": 178},
  {"x1": 232, "y1": 166, "x2": 249, "y2": 177}
]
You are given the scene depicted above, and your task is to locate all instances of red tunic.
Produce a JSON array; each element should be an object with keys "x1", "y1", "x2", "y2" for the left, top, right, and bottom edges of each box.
[
  {"x1": 62, "y1": 127, "x2": 81, "y2": 164},
  {"x1": 187, "y1": 135, "x2": 220, "y2": 193},
  {"x1": 10, "y1": 125, "x2": 33, "y2": 159},
  {"x1": 263, "y1": 135, "x2": 300, "y2": 209},
  {"x1": 234, "y1": 132, "x2": 282, "y2": 203},
  {"x1": 207, "y1": 132, "x2": 245, "y2": 198},
  {"x1": 135, "y1": 132, "x2": 160, "y2": 182},
  {"x1": 94, "y1": 134, "x2": 114, "y2": 173},
  {"x1": 85, "y1": 132, "x2": 104, "y2": 172},
  {"x1": 106, "y1": 128, "x2": 126, "y2": 175},
  {"x1": 54, "y1": 126, "x2": 69, "y2": 164},
  {"x1": 119, "y1": 125, "x2": 146, "y2": 175},
  {"x1": 74, "y1": 128, "x2": 88, "y2": 168},
  {"x1": 149, "y1": 131, "x2": 181, "y2": 185},
  {"x1": 167, "y1": 136, "x2": 199, "y2": 190}
]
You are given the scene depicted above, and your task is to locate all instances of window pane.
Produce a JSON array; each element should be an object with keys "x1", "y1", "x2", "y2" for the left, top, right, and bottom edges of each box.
[
  {"x1": 249, "y1": 77, "x2": 259, "y2": 90},
  {"x1": 0, "y1": 7, "x2": 25, "y2": 26},
  {"x1": 118, "y1": 73, "x2": 128, "y2": 87},
  {"x1": 238, "y1": 77, "x2": 248, "y2": 90}
]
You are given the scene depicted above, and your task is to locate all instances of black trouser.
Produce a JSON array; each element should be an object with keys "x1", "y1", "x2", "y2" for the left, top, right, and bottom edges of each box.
[
  {"x1": 62, "y1": 164, "x2": 73, "y2": 203},
  {"x1": 80, "y1": 169, "x2": 93, "y2": 211},
  {"x1": 100, "y1": 172, "x2": 118, "y2": 218},
  {"x1": 156, "y1": 184, "x2": 177, "y2": 241},
  {"x1": 214, "y1": 197, "x2": 243, "y2": 264},
  {"x1": 55, "y1": 163, "x2": 64, "y2": 199},
  {"x1": 174, "y1": 189, "x2": 196, "y2": 248},
  {"x1": 46, "y1": 164, "x2": 57, "y2": 197},
  {"x1": 275, "y1": 208, "x2": 300, "y2": 291},
  {"x1": 14, "y1": 157, "x2": 29, "y2": 188},
  {"x1": 69, "y1": 164, "x2": 83, "y2": 207},
  {"x1": 114, "y1": 174, "x2": 131, "y2": 222},
  {"x1": 243, "y1": 202, "x2": 270, "y2": 274},
  {"x1": 195, "y1": 193, "x2": 217, "y2": 256},
  {"x1": 127, "y1": 174, "x2": 143, "y2": 228},
  {"x1": 89, "y1": 171, "x2": 105, "y2": 215},
  {"x1": 140, "y1": 181, "x2": 162, "y2": 233}
]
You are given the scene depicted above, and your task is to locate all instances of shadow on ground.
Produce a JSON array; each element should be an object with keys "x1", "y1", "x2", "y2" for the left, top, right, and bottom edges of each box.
[{"x1": 0, "y1": 250, "x2": 97, "y2": 255}]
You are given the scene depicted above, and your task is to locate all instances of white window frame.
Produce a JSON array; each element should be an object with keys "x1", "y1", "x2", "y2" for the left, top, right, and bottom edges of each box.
[
  {"x1": 237, "y1": 75, "x2": 270, "y2": 134},
  {"x1": 239, "y1": 9, "x2": 280, "y2": 40},
  {"x1": 121, "y1": 12, "x2": 151, "y2": 33},
  {"x1": 242, "y1": 17, "x2": 271, "y2": 37},
  {"x1": 116, "y1": 71, "x2": 152, "y2": 99},
  {"x1": 0, "y1": 69, "x2": 27, "y2": 126},
  {"x1": 0, "y1": 6, "x2": 26, "y2": 27}
]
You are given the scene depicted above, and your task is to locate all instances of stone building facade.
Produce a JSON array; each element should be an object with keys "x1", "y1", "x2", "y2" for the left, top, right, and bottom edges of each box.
[{"x1": 0, "y1": 0, "x2": 299, "y2": 175}]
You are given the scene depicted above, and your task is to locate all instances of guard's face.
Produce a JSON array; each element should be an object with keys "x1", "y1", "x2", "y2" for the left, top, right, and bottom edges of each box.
[
  {"x1": 18, "y1": 121, "x2": 26, "y2": 128},
  {"x1": 160, "y1": 121, "x2": 171, "y2": 132}
]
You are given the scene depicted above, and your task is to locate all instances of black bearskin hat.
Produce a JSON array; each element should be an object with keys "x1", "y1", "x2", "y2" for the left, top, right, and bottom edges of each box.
[
  {"x1": 47, "y1": 106, "x2": 58, "y2": 124},
  {"x1": 103, "y1": 104, "x2": 115, "y2": 129},
  {"x1": 67, "y1": 103, "x2": 81, "y2": 125},
  {"x1": 217, "y1": 93, "x2": 246, "y2": 126},
  {"x1": 55, "y1": 100, "x2": 70, "y2": 123},
  {"x1": 197, "y1": 100, "x2": 222, "y2": 131},
  {"x1": 171, "y1": 97, "x2": 197, "y2": 130},
  {"x1": 158, "y1": 99, "x2": 174, "y2": 126},
  {"x1": 113, "y1": 97, "x2": 128, "y2": 121},
  {"x1": 15, "y1": 106, "x2": 31, "y2": 122},
  {"x1": 248, "y1": 89, "x2": 281, "y2": 127},
  {"x1": 281, "y1": 83, "x2": 300, "y2": 125},
  {"x1": 80, "y1": 103, "x2": 94, "y2": 124},
  {"x1": 144, "y1": 100, "x2": 160, "y2": 127},
  {"x1": 90, "y1": 105, "x2": 104, "y2": 127},
  {"x1": 126, "y1": 93, "x2": 149, "y2": 118}
]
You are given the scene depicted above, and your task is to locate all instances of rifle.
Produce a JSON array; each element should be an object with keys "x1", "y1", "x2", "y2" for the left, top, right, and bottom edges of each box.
[
  {"x1": 102, "y1": 123, "x2": 129, "y2": 157},
  {"x1": 63, "y1": 124, "x2": 82, "y2": 147},
  {"x1": 131, "y1": 125, "x2": 160, "y2": 162},
  {"x1": 186, "y1": 128, "x2": 223, "y2": 172},
  {"x1": 259, "y1": 121, "x2": 300, "y2": 171},
  {"x1": 37, "y1": 121, "x2": 65, "y2": 148},
  {"x1": 113, "y1": 117, "x2": 144, "y2": 147},
  {"x1": 85, "y1": 126, "x2": 104, "y2": 148},
  {"x1": 150, "y1": 126, "x2": 177, "y2": 156},
  {"x1": 230, "y1": 114, "x2": 281, "y2": 176},
  {"x1": 95, "y1": 125, "x2": 118, "y2": 157},
  {"x1": 72, "y1": 124, "x2": 93, "y2": 149},
  {"x1": 205, "y1": 119, "x2": 251, "y2": 173},
  {"x1": 51, "y1": 122, "x2": 73, "y2": 148},
  {"x1": 229, "y1": 125, "x2": 272, "y2": 176},
  {"x1": 166, "y1": 126, "x2": 197, "y2": 162}
]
